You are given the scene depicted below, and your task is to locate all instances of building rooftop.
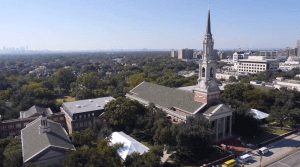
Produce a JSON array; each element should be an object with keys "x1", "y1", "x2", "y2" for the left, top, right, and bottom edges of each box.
[
  {"x1": 130, "y1": 82, "x2": 204, "y2": 113},
  {"x1": 21, "y1": 117, "x2": 75, "y2": 163},
  {"x1": 20, "y1": 105, "x2": 52, "y2": 119},
  {"x1": 62, "y1": 97, "x2": 115, "y2": 116},
  {"x1": 110, "y1": 131, "x2": 149, "y2": 160}
]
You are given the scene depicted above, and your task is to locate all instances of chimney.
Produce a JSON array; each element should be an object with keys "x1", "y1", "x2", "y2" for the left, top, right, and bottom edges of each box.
[{"x1": 39, "y1": 111, "x2": 50, "y2": 134}]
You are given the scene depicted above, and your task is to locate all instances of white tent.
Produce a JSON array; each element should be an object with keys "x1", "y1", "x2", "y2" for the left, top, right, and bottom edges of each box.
[
  {"x1": 249, "y1": 109, "x2": 269, "y2": 120},
  {"x1": 110, "y1": 132, "x2": 149, "y2": 160}
]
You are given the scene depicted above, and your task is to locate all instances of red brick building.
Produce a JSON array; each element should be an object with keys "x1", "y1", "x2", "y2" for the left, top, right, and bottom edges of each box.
[
  {"x1": 0, "y1": 106, "x2": 66, "y2": 139},
  {"x1": 60, "y1": 97, "x2": 113, "y2": 134}
]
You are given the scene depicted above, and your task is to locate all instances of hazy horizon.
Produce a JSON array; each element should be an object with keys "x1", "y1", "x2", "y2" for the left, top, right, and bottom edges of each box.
[{"x1": 1, "y1": 0, "x2": 299, "y2": 51}]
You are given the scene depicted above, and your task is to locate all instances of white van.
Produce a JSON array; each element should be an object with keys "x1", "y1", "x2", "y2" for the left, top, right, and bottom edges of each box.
[
  {"x1": 257, "y1": 147, "x2": 269, "y2": 155},
  {"x1": 237, "y1": 154, "x2": 252, "y2": 164}
]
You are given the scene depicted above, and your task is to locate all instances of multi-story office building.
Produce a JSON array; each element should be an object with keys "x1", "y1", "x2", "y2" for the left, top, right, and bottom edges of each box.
[
  {"x1": 217, "y1": 51, "x2": 227, "y2": 59},
  {"x1": 232, "y1": 51, "x2": 257, "y2": 63},
  {"x1": 61, "y1": 97, "x2": 113, "y2": 134},
  {"x1": 171, "y1": 50, "x2": 175, "y2": 57},
  {"x1": 178, "y1": 48, "x2": 194, "y2": 59},
  {"x1": 285, "y1": 47, "x2": 298, "y2": 56},
  {"x1": 236, "y1": 56, "x2": 279, "y2": 74},
  {"x1": 260, "y1": 51, "x2": 277, "y2": 59},
  {"x1": 260, "y1": 50, "x2": 288, "y2": 62}
]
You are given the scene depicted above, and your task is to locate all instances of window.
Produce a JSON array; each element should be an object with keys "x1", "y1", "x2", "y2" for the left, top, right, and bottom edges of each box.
[
  {"x1": 103, "y1": 119, "x2": 106, "y2": 123},
  {"x1": 88, "y1": 114, "x2": 90, "y2": 118},
  {"x1": 88, "y1": 121, "x2": 92, "y2": 125},
  {"x1": 75, "y1": 123, "x2": 78, "y2": 128},
  {"x1": 210, "y1": 67, "x2": 213, "y2": 78},
  {"x1": 60, "y1": 117, "x2": 64, "y2": 121},
  {"x1": 16, "y1": 124, "x2": 21, "y2": 128},
  {"x1": 1, "y1": 133, "x2": 7, "y2": 137},
  {"x1": 84, "y1": 122, "x2": 87, "y2": 126},
  {"x1": 83, "y1": 114, "x2": 86, "y2": 118},
  {"x1": 92, "y1": 113, "x2": 94, "y2": 117},
  {"x1": 74, "y1": 116, "x2": 77, "y2": 120},
  {"x1": 202, "y1": 67, "x2": 205, "y2": 77},
  {"x1": 1, "y1": 126, "x2": 6, "y2": 130},
  {"x1": 8, "y1": 125, "x2": 14, "y2": 129},
  {"x1": 54, "y1": 118, "x2": 58, "y2": 121},
  {"x1": 80, "y1": 123, "x2": 83, "y2": 127},
  {"x1": 79, "y1": 115, "x2": 82, "y2": 119}
]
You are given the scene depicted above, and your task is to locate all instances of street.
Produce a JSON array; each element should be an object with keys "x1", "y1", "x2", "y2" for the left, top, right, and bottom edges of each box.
[
  {"x1": 239, "y1": 134, "x2": 300, "y2": 167},
  {"x1": 268, "y1": 150, "x2": 300, "y2": 167}
]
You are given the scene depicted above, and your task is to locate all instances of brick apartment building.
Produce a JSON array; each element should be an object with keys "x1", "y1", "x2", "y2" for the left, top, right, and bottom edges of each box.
[
  {"x1": 0, "y1": 106, "x2": 66, "y2": 139},
  {"x1": 60, "y1": 97, "x2": 114, "y2": 134}
]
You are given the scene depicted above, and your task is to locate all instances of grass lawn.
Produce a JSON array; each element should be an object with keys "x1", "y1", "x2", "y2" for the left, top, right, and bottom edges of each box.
[
  {"x1": 56, "y1": 96, "x2": 76, "y2": 103},
  {"x1": 244, "y1": 127, "x2": 291, "y2": 145}
]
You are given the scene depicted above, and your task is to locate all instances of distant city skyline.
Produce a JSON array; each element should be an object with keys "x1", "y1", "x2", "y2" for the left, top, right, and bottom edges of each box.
[{"x1": 0, "y1": 0, "x2": 299, "y2": 51}]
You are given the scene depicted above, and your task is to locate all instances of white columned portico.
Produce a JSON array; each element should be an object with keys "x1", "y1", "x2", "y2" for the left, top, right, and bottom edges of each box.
[
  {"x1": 229, "y1": 115, "x2": 232, "y2": 136},
  {"x1": 223, "y1": 117, "x2": 226, "y2": 138}
]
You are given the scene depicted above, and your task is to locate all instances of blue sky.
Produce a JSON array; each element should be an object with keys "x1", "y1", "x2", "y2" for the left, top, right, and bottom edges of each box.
[{"x1": 0, "y1": 0, "x2": 299, "y2": 51}]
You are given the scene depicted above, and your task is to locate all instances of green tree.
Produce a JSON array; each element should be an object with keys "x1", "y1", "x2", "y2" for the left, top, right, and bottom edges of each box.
[
  {"x1": 124, "y1": 73, "x2": 152, "y2": 91},
  {"x1": 170, "y1": 116, "x2": 212, "y2": 165},
  {"x1": 228, "y1": 76, "x2": 237, "y2": 82},
  {"x1": 63, "y1": 145, "x2": 92, "y2": 167},
  {"x1": 2, "y1": 138, "x2": 23, "y2": 167},
  {"x1": 75, "y1": 88, "x2": 95, "y2": 100},
  {"x1": 77, "y1": 72, "x2": 99, "y2": 90},
  {"x1": 268, "y1": 88, "x2": 300, "y2": 128},
  {"x1": 104, "y1": 97, "x2": 146, "y2": 128},
  {"x1": 54, "y1": 68, "x2": 77, "y2": 92}
]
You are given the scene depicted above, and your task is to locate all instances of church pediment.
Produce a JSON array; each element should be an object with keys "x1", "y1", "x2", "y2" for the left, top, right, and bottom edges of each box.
[{"x1": 205, "y1": 104, "x2": 232, "y2": 117}]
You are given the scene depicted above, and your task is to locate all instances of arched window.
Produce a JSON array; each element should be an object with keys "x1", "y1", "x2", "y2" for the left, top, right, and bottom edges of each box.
[
  {"x1": 202, "y1": 67, "x2": 205, "y2": 77},
  {"x1": 210, "y1": 67, "x2": 214, "y2": 78}
]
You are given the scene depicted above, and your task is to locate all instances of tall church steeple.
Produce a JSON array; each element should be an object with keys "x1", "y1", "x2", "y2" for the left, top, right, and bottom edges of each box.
[
  {"x1": 206, "y1": 9, "x2": 211, "y2": 35},
  {"x1": 193, "y1": 8, "x2": 220, "y2": 105}
]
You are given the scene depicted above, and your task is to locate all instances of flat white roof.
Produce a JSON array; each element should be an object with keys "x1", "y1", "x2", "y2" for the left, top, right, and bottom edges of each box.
[
  {"x1": 110, "y1": 132, "x2": 149, "y2": 160},
  {"x1": 63, "y1": 97, "x2": 115, "y2": 114},
  {"x1": 249, "y1": 109, "x2": 269, "y2": 120}
]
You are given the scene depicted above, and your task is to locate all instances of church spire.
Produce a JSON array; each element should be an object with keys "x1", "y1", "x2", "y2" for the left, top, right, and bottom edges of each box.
[{"x1": 206, "y1": 9, "x2": 211, "y2": 35}]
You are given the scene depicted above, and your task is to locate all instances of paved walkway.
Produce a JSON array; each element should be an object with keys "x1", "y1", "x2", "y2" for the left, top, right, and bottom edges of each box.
[{"x1": 161, "y1": 150, "x2": 172, "y2": 163}]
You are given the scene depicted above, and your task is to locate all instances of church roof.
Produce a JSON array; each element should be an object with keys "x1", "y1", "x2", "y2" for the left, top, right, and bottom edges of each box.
[
  {"x1": 130, "y1": 82, "x2": 205, "y2": 113},
  {"x1": 21, "y1": 117, "x2": 75, "y2": 163},
  {"x1": 203, "y1": 103, "x2": 221, "y2": 115}
]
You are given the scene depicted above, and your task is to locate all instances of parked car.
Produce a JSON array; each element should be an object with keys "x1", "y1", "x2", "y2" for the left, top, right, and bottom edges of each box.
[
  {"x1": 237, "y1": 154, "x2": 252, "y2": 164},
  {"x1": 257, "y1": 147, "x2": 269, "y2": 155},
  {"x1": 222, "y1": 159, "x2": 237, "y2": 167}
]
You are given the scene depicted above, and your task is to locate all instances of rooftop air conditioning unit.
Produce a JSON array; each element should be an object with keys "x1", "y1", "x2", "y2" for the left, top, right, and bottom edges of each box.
[
  {"x1": 96, "y1": 104, "x2": 101, "y2": 107},
  {"x1": 90, "y1": 100, "x2": 93, "y2": 102},
  {"x1": 76, "y1": 105, "x2": 81, "y2": 108}
]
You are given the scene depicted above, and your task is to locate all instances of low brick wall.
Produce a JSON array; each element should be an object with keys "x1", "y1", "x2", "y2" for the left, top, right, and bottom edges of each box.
[{"x1": 258, "y1": 129, "x2": 298, "y2": 147}]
